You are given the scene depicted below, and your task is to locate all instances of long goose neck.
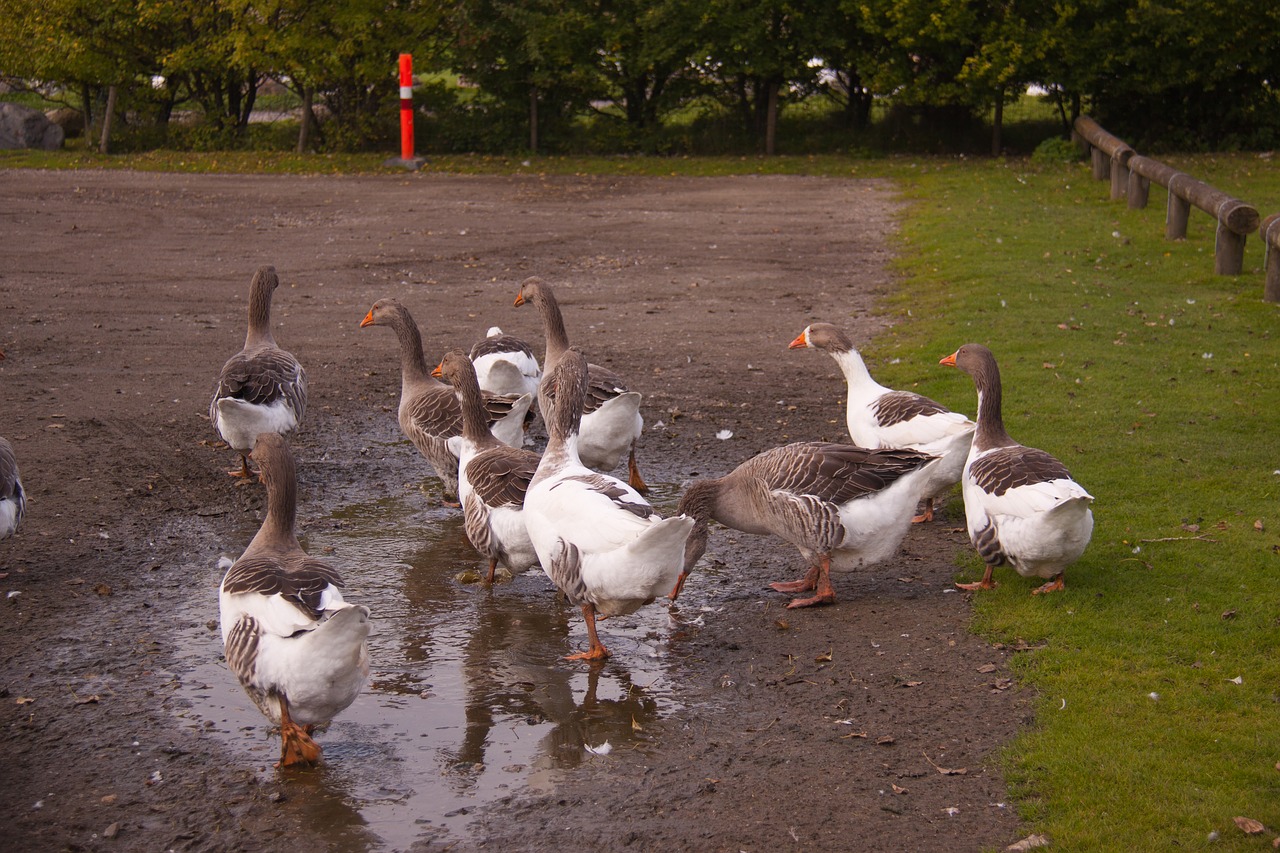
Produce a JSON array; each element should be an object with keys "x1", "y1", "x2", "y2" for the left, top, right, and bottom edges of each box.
[
  {"x1": 535, "y1": 289, "x2": 572, "y2": 366},
  {"x1": 247, "y1": 462, "x2": 301, "y2": 553},
  {"x1": 453, "y1": 363, "x2": 494, "y2": 445},
  {"x1": 245, "y1": 271, "x2": 277, "y2": 348},
  {"x1": 389, "y1": 309, "x2": 433, "y2": 386},
  {"x1": 830, "y1": 348, "x2": 882, "y2": 394},
  {"x1": 972, "y1": 360, "x2": 1014, "y2": 449}
]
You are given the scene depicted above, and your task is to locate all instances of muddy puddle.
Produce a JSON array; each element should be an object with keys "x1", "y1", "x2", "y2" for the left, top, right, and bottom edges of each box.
[{"x1": 167, "y1": 478, "x2": 720, "y2": 851}]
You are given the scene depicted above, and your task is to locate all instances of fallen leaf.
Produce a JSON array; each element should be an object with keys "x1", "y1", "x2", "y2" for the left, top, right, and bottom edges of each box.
[
  {"x1": 901, "y1": 681, "x2": 923, "y2": 688},
  {"x1": 15, "y1": 697, "x2": 35, "y2": 705},
  {"x1": 924, "y1": 750, "x2": 967, "y2": 775},
  {"x1": 631, "y1": 716, "x2": 643, "y2": 733},
  {"x1": 977, "y1": 663, "x2": 998, "y2": 674},
  {"x1": 94, "y1": 583, "x2": 113, "y2": 597},
  {"x1": 103, "y1": 823, "x2": 119, "y2": 839},
  {"x1": 1235, "y1": 816, "x2": 1266, "y2": 835},
  {"x1": 1255, "y1": 519, "x2": 1265, "y2": 532},
  {"x1": 100, "y1": 794, "x2": 117, "y2": 804},
  {"x1": 74, "y1": 694, "x2": 100, "y2": 705},
  {"x1": 876, "y1": 735, "x2": 895, "y2": 746},
  {"x1": 774, "y1": 619, "x2": 789, "y2": 630},
  {"x1": 994, "y1": 678, "x2": 1014, "y2": 690},
  {"x1": 815, "y1": 649, "x2": 833, "y2": 663},
  {"x1": 1228, "y1": 676, "x2": 1243, "y2": 684},
  {"x1": 1006, "y1": 835, "x2": 1051, "y2": 852},
  {"x1": 1181, "y1": 522, "x2": 1201, "y2": 533},
  {"x1": 840, "y1": 731, "x2": 868, "y2": 739},
  {"x1": 1222, "y1": 609, "x2": 1237, "y2": 620},
  {"x1": 891, "y1": 784, "x2": 907, "y2": 794}
]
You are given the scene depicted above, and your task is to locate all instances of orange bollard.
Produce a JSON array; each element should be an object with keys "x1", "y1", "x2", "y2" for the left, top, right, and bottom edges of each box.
[
  {"x1": 386, "y1": 53, "x2": 425, "y2": 169},
  {"x1": 398, "y1": 53, "x2": 414, "y2": 160}
]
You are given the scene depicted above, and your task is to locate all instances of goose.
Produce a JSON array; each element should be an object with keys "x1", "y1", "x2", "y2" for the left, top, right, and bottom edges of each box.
[
  {"x1": 210, "y1": 266, "x2": 308, "y2": 478},
  {"x1": 360, "y1": 299, "x2": 534, "y2": 503},
  {"x1": 674, "y1": 442, "x2": 939, "y2": 608},
  {"x1": 790, "y1": 322, "x2": 974, "y2": 523},
  {"x1": 432, "y1": 349, "x2": 541, "y2": 582},
  {"x1": 0, "y1": 436, "x2": 25, "y2": 538},
  {"x1": 940, "y1": 343, "x2": 1094, "y2": 594},
  {"x1": 514, "y1": 276, "x2": 647, "y2": 492},
  {"x1": 218, "y1": 433, "x2": 370, "y2": 767},
  {"x1": 522, "y1": 347, "x2": 693, "y2": 661},
  {"x1": 470, "y1": 326, "x2": 542, "y2": 400}
]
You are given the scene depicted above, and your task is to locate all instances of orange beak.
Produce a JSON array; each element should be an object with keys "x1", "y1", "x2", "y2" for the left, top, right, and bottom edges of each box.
[
  {"x1": 359, "y1": 309, "x2": 375, "y2": 328},
  {"x1": 939, "y1": 351, "x2": 958, "y2": 367},
  {"x1": 513, "y1": 291, "x2": 526, "y2": 307},
  {"x1": 787, "y1": 330, "x2": 808, "y2": 350},
  {"x1": 431, "y1": 361, "x2": 444, "y2": 379}
]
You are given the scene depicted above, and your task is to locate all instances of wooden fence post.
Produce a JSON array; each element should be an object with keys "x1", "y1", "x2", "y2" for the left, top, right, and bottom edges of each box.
[
  {"x1": 1261, "y1": 214, "x2": 1280, "y2": 302},
  {"x1": 1127, "y1": 171, "x2": 1150, "y2": 209},
  {"x1": 1091, "y1": 147, "x2": 1109, "y2": 181}
]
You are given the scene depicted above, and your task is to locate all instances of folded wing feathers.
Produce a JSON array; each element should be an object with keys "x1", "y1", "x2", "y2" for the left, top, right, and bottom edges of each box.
[
  {"x1": 871, "y1": 390, "x2": 949, "y2": 427},
  {"x1": 766, "y1": 442, "x2": 935, "y2": 506},
  {"x1": 553, "y1": 473, "x2": 653, "y2": 520},
  {"x1": 465, "y1": 450, "x2": 537, "y2": 508},
  {"x1": 221, "y1": 554, "x2": 346, "y2": 620},
  {"x1": 969, "y1": 446, "x2": 1076, "y2": 497}
]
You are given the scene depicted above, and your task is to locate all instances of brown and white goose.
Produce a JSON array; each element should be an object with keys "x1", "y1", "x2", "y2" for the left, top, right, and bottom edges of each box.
[
  {"x1": 432, "y1": 349, "x2": 541, "y2": 582},
  {"x1": 218, "y1": 433, "x2": 370, "y2": 768},
  {"x1": 360, "y1": 298, "x2": 534, "y2": 503},
  {"x1": 0, "y1": 436, "x2": 25, "y2": 539},
  {"x1": 674, "y1": 442, "x2": 939, "y2": 608},
  {"x1": 210, "y1": 266, "x2": 308, "y2": 478},
  {"x1": 514, "y1": 276, "x2": 647, "y2": 492},
  {"x1": 790, "y1": 322, "x2": 974, "y2": 522},
  {"x1": 940, "y1": 344, "x2": 1094, "y2": 594},
  {"x1": 522, "y1": 348, "x2": 693, "y2": 661},
  {"x1": 470, "y1": 326, "x2": 542, "y2": 401}
]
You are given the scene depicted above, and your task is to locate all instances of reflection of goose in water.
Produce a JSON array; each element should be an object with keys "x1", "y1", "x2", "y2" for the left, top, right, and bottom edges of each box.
[{"x1": 444, "y1": 591, "x2": 664, "y2": 786}]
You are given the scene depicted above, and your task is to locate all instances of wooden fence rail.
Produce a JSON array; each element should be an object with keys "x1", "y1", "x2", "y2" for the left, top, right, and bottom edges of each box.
[{"x1": 1072, "y1": 116, "x2": 1268, "y2": 284}]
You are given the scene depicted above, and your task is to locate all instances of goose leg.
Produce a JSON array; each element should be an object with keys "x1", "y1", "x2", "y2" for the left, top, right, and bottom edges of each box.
[
  {"x1": 485, "y1": 557, "x2": 498, "y2": 585},
  {"x1": 627, "y1": 443, "x2": 648, "y2": 494},
  {"x1": 276, "y1": 696, "x2": 322, "y2": 768},
  {"x1": 769, "y1": 564, "x2": 820, "y2": 594},
  {"x1": 911, "y1": 497, "x2": 935, "y2": 524},
  {"x1": 229, "y1": 453, "x2": 255, "y2": 479},
  {"x1": 565, "y1": 603, "x2": 610, "y2": 661},
  {"x1": 667, "y1": 570, "x2": 689, "y2": 602},
  {"x1": 955, "y1": 564, "x2": 999, "y2": 591},
  {"x1": 1031, "y1": 573, "x2": 1065, "y2": 595},
  {"x1": 782, "y1": 555, "x2": 837, "y2": 609}
]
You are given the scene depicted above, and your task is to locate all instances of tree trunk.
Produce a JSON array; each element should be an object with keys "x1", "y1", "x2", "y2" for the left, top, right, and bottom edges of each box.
[
  {"x1": 764, "y1": 80, "x2": 779, "y2": 156},
  {"x1": 528, "y1": 86, "x2": 539, "y2": 153},
  {"x1": 80, "y1": 84, "x2": 94, "y2": 134},
  {"x1": 991, "y1": 89, "x2": 1004, "y2": 156},
  {"x1": 296, "y1": 85, "x2": 314, "y2": 154},
  {"x1": 98, "y1": 86, "x2": 118, "y2": 155}
]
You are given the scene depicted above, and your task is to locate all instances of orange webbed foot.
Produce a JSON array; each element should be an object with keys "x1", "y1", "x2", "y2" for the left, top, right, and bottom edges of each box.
[{"x1": 1031, "y1": 575, "x2": 1065, "y2": 595}]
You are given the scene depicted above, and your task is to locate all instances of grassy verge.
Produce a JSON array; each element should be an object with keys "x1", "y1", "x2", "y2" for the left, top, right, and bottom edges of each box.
[{"x1": 865, "y1": 153, "x2": 1280, "y2": 850}]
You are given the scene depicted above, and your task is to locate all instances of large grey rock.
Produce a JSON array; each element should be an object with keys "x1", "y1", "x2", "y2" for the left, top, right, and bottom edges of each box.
[{"x1": 0, "y1": 102, "x2": 65, "y2": 150}]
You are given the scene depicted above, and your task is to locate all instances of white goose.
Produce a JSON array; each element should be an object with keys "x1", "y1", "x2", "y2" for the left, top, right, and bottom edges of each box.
[
  {"x1": 433, "y1": 349, "x2": 541, "y2": 583},
  {"x1": 219, "y1": 433, "x2": 370, "y2": 767},
  {"x1": 790, "y1": 322, "x2": 974, "y2": 522},
  {"x1": 469, "y1": 326, "x2": 542, "y2": 400},
  {"x1": 675, "y1": 442, "x2": 939, "y2": 608},
  {"x1": 523, "y1": 347, "x2": 693, "y2": 661},
  {"x1": 210, "y1": 266, "x2": 308, "y2": 478},
  {"x1": 360, "y1": 298, "x2": 533, "y2": 503},
  {"x1": 940, "y1": 343, "x2": 1094, "y2": 594},
  {"x1": 514, "y1": 277, "x2": 647, "y2": 492},
  {"x1": 0, "y1": 436, "x2": 25, "y2": 538}
]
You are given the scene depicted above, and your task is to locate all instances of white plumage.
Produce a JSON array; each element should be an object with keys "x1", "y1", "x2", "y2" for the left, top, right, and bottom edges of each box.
[
  {"x1": 523, "y1": 347, "x2": 692, "y2": 660},
  {"x1": 791, "y1": 322, "x2": 974, "y2": 522},
  {"x1": 941, "y1": 343, "x2": 1094, "y2": 594}
]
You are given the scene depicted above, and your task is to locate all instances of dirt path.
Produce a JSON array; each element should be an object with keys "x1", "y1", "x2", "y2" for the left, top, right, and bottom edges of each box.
[{"x1": 0, "y1": 169, "x2": 1028, "y2": 851}]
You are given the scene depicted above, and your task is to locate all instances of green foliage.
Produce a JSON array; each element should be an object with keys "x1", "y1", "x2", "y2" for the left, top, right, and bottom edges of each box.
[{"x1": 1030, "y1": 136, "x2": 1082, "y2": 164}]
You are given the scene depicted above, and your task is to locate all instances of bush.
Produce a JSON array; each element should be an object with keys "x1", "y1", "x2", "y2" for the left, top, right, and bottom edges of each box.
[{"x1": 1031, "y1": 135, "x2": 1083, "y2": 164}]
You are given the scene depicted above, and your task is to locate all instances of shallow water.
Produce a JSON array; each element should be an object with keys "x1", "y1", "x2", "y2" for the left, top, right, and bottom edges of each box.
[{"x1": 171, "y1": 481, "x2": 709, "y2": 850}]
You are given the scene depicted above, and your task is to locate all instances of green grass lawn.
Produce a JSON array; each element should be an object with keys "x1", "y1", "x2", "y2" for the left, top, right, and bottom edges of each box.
[
  {"x1": 4, "y1": 144, "x2": 1277, "y2": 848},
  {"x1": 872, "y1": 153, "x2": 1280, "y2": 850}
]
